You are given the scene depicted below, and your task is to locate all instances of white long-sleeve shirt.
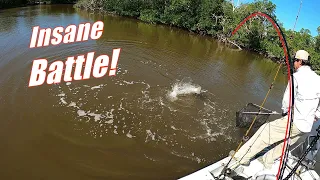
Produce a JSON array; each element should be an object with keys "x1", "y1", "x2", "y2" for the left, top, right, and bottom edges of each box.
[{"x1": 282, "y1": 66, "x2": 320, "y2": 132}]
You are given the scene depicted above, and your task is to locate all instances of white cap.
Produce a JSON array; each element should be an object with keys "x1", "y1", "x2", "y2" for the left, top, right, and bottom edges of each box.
[{"x1": 295, "y1": 50, "x2": 309, "y2": 61}]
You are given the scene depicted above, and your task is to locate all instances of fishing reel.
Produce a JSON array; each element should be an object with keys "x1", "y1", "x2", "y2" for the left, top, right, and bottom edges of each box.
[{"x1": 215, "y1": 168, "x2": 249, "y2": 180}]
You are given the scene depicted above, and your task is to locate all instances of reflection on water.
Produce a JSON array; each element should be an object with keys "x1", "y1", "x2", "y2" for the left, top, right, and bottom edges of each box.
[{"x1": 0, "y1": 4, "x2": 301, "y2": 180}]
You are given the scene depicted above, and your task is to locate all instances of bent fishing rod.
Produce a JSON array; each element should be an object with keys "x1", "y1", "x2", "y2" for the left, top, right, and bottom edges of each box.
[{"x1": 216, "y1": 12, "x2": 294, "y2": 180}]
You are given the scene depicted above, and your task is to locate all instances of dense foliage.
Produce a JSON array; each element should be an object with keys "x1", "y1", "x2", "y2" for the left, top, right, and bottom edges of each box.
[
  {"x1": 75, "y1": 0, "x2": 320, "y2": 72},
  {"x1": 0, "y1": 0, "x2": 75, "y2": 8},
  {"x1": 0, "y1": 0, "x2": 28, "y2": 9},
  {"x1": 1, "y1": 0, "x2": 318, "y2": 71},
  {"x1": 50, "y1": 0, "x2": 75, "y2": 3}
]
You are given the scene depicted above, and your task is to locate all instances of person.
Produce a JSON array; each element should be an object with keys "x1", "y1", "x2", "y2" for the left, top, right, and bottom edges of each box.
[{"x1": 233, "y1": 50, "x2": 320, "y2": 169}]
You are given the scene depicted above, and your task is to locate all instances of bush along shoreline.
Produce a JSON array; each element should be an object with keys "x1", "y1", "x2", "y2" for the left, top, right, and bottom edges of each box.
[
  {"x1": 0, "y1": 0, "x2": 29, "y2": 9},
  {"x1": 0, "y1": 0, "x2": 76, "y2": 10},
  {"x1": 74, "y1": 0, "x2": 320, "y2": 73}
]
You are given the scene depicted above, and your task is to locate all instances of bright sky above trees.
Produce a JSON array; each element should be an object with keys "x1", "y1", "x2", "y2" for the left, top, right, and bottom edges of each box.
[{"x1": 241, "y1": 0, "x2": 320, "y2": 36}]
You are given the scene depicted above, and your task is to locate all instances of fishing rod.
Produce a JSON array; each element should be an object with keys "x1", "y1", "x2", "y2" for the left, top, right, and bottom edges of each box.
[
  {"x1": 292, "y1": 0, "x2": 303, "y2": 32},
  {"x1": 278, "y1": 0, "x2": 306, "y2": 177},
  {"x1": 216, "y1": 12, "x2": 294, "y2": 180}
]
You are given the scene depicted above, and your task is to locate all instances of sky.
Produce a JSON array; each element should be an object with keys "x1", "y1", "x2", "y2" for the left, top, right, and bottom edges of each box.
[{"x1": 240, "y1": 0, "x2": 320, "y2": 37}]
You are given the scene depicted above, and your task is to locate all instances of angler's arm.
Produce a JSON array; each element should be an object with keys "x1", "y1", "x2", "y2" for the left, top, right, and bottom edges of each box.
[
  {"x1": 315, "y1": 103, "x2": 320, "y2": 121},
  {"x1": 316, "y1": 86, "x2": 320, "y2": 121},
  {"x1": 315, "y1": 76, "x2": 320, "y2": 121},
  {"x1": 282, "y1": 76, "x2": 297, "y2": 115}
]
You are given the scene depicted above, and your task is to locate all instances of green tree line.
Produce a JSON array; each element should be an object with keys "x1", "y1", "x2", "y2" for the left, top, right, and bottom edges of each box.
[
  {"x1": 0, "y1": 0, "x2": 76, "y2": 9},
  {"x1": 50, "y1": 0, "x2": 76, "y2": 4},
  {"x1": 74, "y1": 0, "x2": 320, "y2": 72},
  {"x1": 0, "y1": 0, "x2": 29, "y2": 9}
]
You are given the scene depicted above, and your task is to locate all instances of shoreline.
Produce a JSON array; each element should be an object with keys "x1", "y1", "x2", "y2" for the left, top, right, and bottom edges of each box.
[
  {"x1": 4, "y1": 3, "x2": 317, "y2": 74},
  {"x1": 74, "y1": 5, "x2": 287, "y2": 67},
  {"x1": 0, "y1": 3, "x2": 291, "y2": 67},
  {"x1": 0, "y1": 1, "x2": 77, "y2": 10}
]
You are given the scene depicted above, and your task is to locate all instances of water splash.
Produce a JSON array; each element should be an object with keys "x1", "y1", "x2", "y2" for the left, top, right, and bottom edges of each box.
[
  {"x1": 51, "y1": 74, "x2": 233, "y2": 164},
  {"x1": 167, "y1": 79, "x2": 202, "y2": 101}
]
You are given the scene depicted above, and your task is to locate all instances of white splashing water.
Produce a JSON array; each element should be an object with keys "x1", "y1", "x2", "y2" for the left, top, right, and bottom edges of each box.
[
  {"x1": 51, "y1": 68, "x2": 233, "y2": 164},
  {"x1": 77, "y1": 110, "x2": 86, "y2": 116},
  {"x1": 167, "y1": 81, "x2": 201, "y2": 101}
]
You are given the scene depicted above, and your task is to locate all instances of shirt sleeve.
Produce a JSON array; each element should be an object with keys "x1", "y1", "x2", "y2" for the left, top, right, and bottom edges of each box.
[
  {"x1": 316, "y1": 103, "x2": 320, "y2": 119},
  {"x1": 282, "y1": 76, "x2": 297, "y2": 113},
  {"x1": 316, "y1": 75, "x2": 320, "y2": 119}
]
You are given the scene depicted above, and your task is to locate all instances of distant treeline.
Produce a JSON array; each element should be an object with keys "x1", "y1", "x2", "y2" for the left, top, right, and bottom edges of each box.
[
  {"x1": 0, "y1": 0, "x2": 76, "y2": 9},
  {"x1": 0, "y1": 0, "x2": 28, "y2": 9},
  {"x1": 74, "y1": 0, "x2": 320, "y2": 72},
  {"x1": 50, "y1": 0, "x2": 76, "y2": 4}
]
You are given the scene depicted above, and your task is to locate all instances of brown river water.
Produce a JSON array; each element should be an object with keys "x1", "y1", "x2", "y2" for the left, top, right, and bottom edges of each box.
[{"x1": 0, "y1": 4, "x2": 318, "y2": 180}]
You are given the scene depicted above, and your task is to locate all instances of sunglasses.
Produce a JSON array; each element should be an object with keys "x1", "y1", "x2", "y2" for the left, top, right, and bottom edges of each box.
[{"x1": 294, "y1": 59, "x2": 301, "y2": 62}]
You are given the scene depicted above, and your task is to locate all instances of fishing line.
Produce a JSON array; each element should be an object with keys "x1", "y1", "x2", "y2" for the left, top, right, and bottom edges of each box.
[
  {"x1": 227, "y1": 63, "x2": 282, "y2": 167},
  {"x1": 237, "y1": 121, "x2": 269, "y2": 163},
  {"x1": 293, "y1": 0, "x2": 303, "y2": 33}
]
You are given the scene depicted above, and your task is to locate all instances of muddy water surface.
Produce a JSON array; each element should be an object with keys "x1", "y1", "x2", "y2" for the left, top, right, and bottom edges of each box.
[{"x1": 0, "y1": 4, "x2": 303, "y2": 180}]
